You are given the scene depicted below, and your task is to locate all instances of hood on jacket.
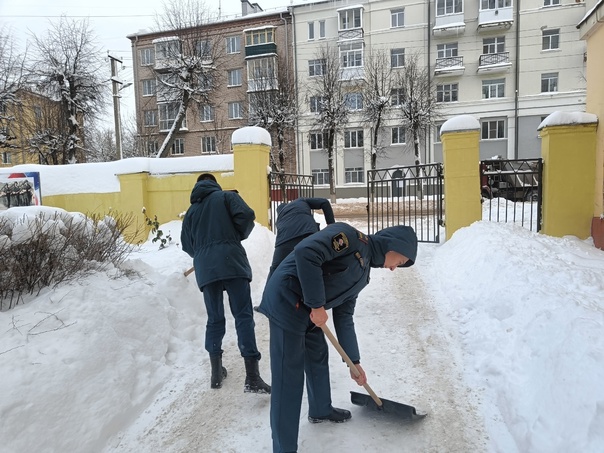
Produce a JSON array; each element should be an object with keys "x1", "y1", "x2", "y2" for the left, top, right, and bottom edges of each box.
[
  {"x1": 369, "y1": 225, "x2": 418, "y2": 268},
  {"x1": 276, "y1": 202, "x2": 287, "y2": 215},
  {"x1": 190, "y1": 180, "x2": 222, "y2": 204}
]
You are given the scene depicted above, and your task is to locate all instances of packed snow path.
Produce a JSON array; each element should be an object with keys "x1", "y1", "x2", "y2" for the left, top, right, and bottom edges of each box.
[{"x1": 105, "y1": 262, "x2": 488, "y2": 452}]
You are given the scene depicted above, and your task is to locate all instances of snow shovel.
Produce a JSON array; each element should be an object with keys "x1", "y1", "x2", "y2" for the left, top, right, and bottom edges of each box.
[{"x1": 320, "y1": 324, "x2": 425, "y2": 421}]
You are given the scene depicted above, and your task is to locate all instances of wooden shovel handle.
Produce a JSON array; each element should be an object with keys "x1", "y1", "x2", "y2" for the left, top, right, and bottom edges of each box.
[
  {"x1": 184, "y1": 267, "x2": 195, "y2": 277},
  {"x1": 319, "y1": 324, "x2": 383, "y2": 408}
]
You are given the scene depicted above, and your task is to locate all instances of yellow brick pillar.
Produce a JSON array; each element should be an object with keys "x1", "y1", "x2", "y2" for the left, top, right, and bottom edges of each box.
[
  {"x1": 117, "y1": 172, "x2": 150, "y2": 244},
  {"x1": 232, "y1": 126, "x2": 271, "y2": 228},
  {"x1": 538, "y1": 112, "x2": 598, "y2": 239},
  {"x1": 441, "y1": 115, "x2": 482, "y2": 240}
]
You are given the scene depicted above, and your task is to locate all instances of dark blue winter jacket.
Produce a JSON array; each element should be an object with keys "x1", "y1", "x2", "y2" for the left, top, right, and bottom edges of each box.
[
  {"x1": 274, "y1": 198, "x2": 336, "y2": 246},
  {"x1": 181, "y1": 180, "x2": 255, "y2": 289},
  {"x1": 258, "y1": 222, "x2": 417, "y2": 362}
]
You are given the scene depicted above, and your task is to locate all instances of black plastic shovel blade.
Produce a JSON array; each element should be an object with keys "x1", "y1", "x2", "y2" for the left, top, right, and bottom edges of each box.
[{"x1": 350, "y1": 391, "x2": 426, "y2": 421}]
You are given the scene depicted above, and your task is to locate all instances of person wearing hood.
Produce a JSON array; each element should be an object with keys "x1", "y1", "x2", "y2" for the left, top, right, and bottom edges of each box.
[
  {"x1": 258, "y1": 222, "x2": 417, "y2": 453},
  {"x1": 181, "y1": 173, "x2": 270, "y2": 394}
]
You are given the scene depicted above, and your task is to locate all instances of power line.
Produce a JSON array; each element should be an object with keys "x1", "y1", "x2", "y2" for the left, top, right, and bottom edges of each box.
[{"x1": 3, "y1": 14, "x2": 155, "y2": 19}]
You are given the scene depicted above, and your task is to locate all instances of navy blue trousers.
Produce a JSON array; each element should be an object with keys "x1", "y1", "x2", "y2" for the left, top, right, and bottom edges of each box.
[
  {"x1": 202, "y1": 278, "x2": 260, "y2": 359},
  {"x1": 269, "y1": 321, "x2": 332, "y2": 453}
]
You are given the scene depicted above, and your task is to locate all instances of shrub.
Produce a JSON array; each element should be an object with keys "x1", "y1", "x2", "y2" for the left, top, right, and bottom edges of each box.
[{"x1": 142, "y1": 207, "x2": 172, "y2": 249}]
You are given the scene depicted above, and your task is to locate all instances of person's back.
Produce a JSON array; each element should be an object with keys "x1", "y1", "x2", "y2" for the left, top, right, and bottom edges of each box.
[{"x1": 274, "y1": 197, "x2": 335, "y2": 246}]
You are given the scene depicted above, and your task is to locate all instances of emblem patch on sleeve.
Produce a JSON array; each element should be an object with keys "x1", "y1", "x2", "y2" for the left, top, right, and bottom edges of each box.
[
  {"x1": 357, "y1": 231, "x2": 368, "y2": 244},
  {"x1": 331, "y1": 232, "x2": 349, "y2": 252}
]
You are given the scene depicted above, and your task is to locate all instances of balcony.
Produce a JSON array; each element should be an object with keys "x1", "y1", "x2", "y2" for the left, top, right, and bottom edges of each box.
[
  {"x1": 478, "y1": 52, "x2": 512, "y2": 73},
  {"x1": 478, "y1": 7, "x2": 513, "y2": 31},
  {"x1": 434, "y1": 56, "x2": 465, "y2": 77},
  {"x1": 338, "y1": 28, "x2": 364, "y2": 41},
  {"x1": 433, "y1": 13, "x2": 465, "y2": 37}
]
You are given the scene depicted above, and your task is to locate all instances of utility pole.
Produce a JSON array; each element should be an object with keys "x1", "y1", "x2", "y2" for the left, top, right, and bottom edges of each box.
[{"x1": 109, "y1": 53, "x2": 124, "y2": 160}]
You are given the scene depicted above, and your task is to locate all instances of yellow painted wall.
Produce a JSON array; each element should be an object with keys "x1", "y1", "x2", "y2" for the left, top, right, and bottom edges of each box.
[{"x1": 233, "y1": 143, "x2": 270, "y2": 227}]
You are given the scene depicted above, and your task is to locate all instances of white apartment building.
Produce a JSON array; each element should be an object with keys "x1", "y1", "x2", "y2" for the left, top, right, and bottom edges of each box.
[{"x1": 291, "y1": 0, "x2": 589, "y2": 198}]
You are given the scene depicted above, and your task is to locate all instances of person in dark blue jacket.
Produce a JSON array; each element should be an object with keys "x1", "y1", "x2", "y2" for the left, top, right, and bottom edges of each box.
[
  {"x1": 181, "y1": 173, "x2": 270, "y2": 394},
  {"x1": 258, "y1": 223, "x2": 418, "y2": 453}
]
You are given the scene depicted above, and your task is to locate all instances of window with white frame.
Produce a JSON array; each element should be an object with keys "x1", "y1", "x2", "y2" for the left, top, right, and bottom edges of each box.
[
  {"x1": 483, "y1": 37, "x2": 505, "y2": 54},
  {"x1": 434, "y1": 123, "x2": 444, "y2": 143},
  {"x1": 541, "y1": 73, "x2": 558, "y2": 92},
  {"x1": 309, "y1": 59, "x2": 326, "y2": 76},
  {"x1": 437, "y1": 42, "x2": 458, "y2": 58},
  {"x1": 391, "y1": 48, "x2": 405, "y2": 68},
  {"x1": 340, "y1": 42, "x2": 363, "y2": 68},
  {"x1": 436, "y1": 0, "x2": 462, "y2": 16},
  {"x1": 310, "y1": 132, "x2": 326, "y2": 150},
  {"x1": 544, "y1": 0, "x2": 560, "y2": 6},
  {"x1": 228, "y1": 69, "x2": 242, "y2": 87},
  {"x1": 142, "y1": 79, "x2": 156, "y2": 96},
  {"x1": 437, "y1": 83, "x2": 458, "y2": 102},
  {"x1": 200, "y1": 105, "x2": 215, "y2": 122},
  {"x1": 198, "y1": 73, "x2": 213, "y2": 91},
  {"x1": 140, "y1": 48, "x2": 155, "y2": 66},
  {"x1": 226, "y1": 36, "x2": 241, "y2": 54},
  {"x1": 196, "y1": 40, "x2": 211, "y2": 56},
  {"x1": 147, "y1": 141, "x2": 158, "y2": 156},
  {"x1": 481, "y1": 119, "x2": 506, "y2": 139},
  {"x1": 344, "y1": 129, "x2": 364, "y2": 148},
  {"x1": 345, "y1": 92, "x2": 363, "y2": 110},
  {"x1": 34, "y1": 106, "x2": 42, "y2": 119},
  {"x1": 245, "y1": 28, "x2": 275, "y2": 46},
  {"x1": 312, "y1": 168, "x2": 329, "y2": 185},
  {"x1": 249, "y1": 57, "x2": 275, "y2": 80},
  {"x1": 143, "y1": 110, "x2": 157, "y2": 127},
  {"x1": 159, "y1": 103, "x2": 181, "y2": 130},
  {"x1": 391, "y1": 88, "x2": 404, "y2": 106},
  {"x1": 1, "y1": 152, "x2": 11, "y2": 164},
  {"x1": 392, "y1": 126, "x2": 406, "y2": 144},
  {"x1": 480, "y1": 0, "x2": 511, "y2": 10},
  {"x1": 345, "y1": 167, "x2": 364, "y2": 183},
  {"x1": 308, "y1": 22, "x2": 315, "y2": 40},
  {"x1": 391, "y1": 8, "x2": 404, "y2": 28},
  {"x1": 228, "y1": 101, "x2": 243, "y2": 119},
  {"x1": 482, "y1": 78, "x2": 505, "y2": 99},
  {"x1": 170, "y1": 138, "x2": 185, "y2": 155},
  {"x1": 339, "y1": 8, "x2": 362, "y2": 30},
  {"x1": 310, "y1": 96, "x2": 325, "y2": 113},
  {"x1": 319, "y1": 20, "x2": 326, "y2": 38},
  {"x1": 155, "y1": 40, "x2": 180, "y2": 60},
  {"x1": 202, "y1": 136, "x2": 217, "y2": 154},
  {"x1": 542, "y1": 29, "x2": 560, "y2": 50}
]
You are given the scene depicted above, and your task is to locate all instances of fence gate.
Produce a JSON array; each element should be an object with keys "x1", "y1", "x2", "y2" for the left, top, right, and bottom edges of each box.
[
  {"x1": 268, "y1": 172, "x2": 314, "y2": 231},
  {"x1": 480, "y1": 158, "x2": 543, "y2": 232},
  {"x1": 367, "y1": 163, "x2": 444, "y2": 243}
]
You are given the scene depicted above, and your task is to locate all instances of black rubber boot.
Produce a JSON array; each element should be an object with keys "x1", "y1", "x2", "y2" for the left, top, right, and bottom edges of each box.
[
  {"x1": 210, "y1": 354, "x2": 227, "y2": 389},
  {"x1": 243, "y1": 357, "x2": 271, "y2": 394},
  {"x1": 308, "y1": 407, "x2": 352, "y2": 424}
]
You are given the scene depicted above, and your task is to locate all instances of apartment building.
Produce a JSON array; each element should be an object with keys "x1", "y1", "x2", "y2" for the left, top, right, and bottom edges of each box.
[
  {"x1": 292, "y1": 0, "x2": 589, "y2": 198},
  {"x1": 127, "y1": 1, "x2": 295, "y2": 170}
]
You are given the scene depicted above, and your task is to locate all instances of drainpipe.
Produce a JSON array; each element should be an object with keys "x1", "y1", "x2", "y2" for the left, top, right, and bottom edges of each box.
[
  {"x1": 427, "y1": 0, "x2": 432, "y2": 164},
  {"x1": 289, "y1": 6, "x2": 302, "y2": 173},
  {"x1": 514, "y1": 0, "x2": 520, "y2": 158}
]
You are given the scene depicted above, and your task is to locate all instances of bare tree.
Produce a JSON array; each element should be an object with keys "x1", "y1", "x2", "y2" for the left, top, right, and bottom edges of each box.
[
  {"x1": 248, "y1": 54, "x2": 297, "y2": 172},
  {"x1": 28, "y1": 17, "x2": 107, "y2": 164},
  {"x1": 152, "y1": 0, "x2": 225, "y2": 158},
  {"x1": 0, "y1": 29, "x2": 26, "y2": 150},
  {"x1": 84, "y1": 126, "x2": 118, "y2": 162},
  {"x1": 306, "y1": 45, "x2": 349, "y2": 202}
]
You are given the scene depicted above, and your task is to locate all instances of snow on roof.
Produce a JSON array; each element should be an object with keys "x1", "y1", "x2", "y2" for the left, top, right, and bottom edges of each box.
[
  {"x1": 440, "y1": 115, "x2": 480, "y2": 135},
  {"x1": 232, "y1": 126, "x2": 272, "y2": 146},
  {"x1": 152, "y1": 36, "x2": 179, "y2": 43},
  {"x1": 336, "y1": 4, "x2": 364, "y2": 12},
  {"x1": 577, "y1": 0, "x2": 604, "y2": 28},
  {"x1": 538, "y1": 111, "x2": 599, "y2": 130},
  {"x1": 433, "y1": 22, "x2": 466, "y2": 30},
  {"x1": 242, "y1": 25, "x2": 277, "y2": 33}
]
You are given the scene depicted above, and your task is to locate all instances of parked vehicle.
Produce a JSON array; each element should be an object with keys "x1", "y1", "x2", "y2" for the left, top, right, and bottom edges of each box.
[{"x1": 480, "y1": 158, "x2": 541, "y2": 202}]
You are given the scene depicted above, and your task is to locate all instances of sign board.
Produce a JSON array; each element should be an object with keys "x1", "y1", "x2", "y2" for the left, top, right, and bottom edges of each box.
[{"x1": 0, "y1": 172, "x2": 42, "y2": 210}]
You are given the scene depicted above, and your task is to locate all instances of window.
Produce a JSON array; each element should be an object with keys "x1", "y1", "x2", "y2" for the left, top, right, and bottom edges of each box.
[
  {"x1": 170, "y1": 138, "x2": 185, "y2": 155},
  {"x1": 483, "y1": 37, "x2": 505, "y2": 54},
  {"x1": 480, "y1": 0, "x2": 511, "y2": 10},
  {"x1": 437, "y1": 43, "x2": 458, "y2": 58},
  {"x1": 391, "y1": 88, "x2": 404, "y2": 106},
  {"x1": 309, "y1": 59, "x2": 326, "y2": 76},
  {"x1": 310, "y1": 96, "x2": 325, "y2": 113},
  {"x1": 159, "y1": 103, "x2": 180, "y2": 130},
  {"x1": 345, "y1": 92, "x2": 363, "y2": 110},
  {"x1": 392, "y1": 126, "x2": 406, "y2": 144},
  {"x1": 481, "y1": 119, "x2": 506, "y2": 139},
  {"x1": 228, "y1": 102, "x2": 243, "y2": 119},
  {"x1": 308, "y1": 22, "x2": 315, "y2": 40},
  {"x1": 312, "y1": 168, "x2": 329, "y2": 185},
  {"x1": 245, "y1": 28, "x2": 275, "y2": 46},
  {"x1": 147, "y1": 141, "x2": 159, "y2": 157},
  {"x1": 202, "y1": 136, "x2": 217, "y2": 154},
  {"x1": 542, "y1": 29, "x2": 560, "y2": 50},
  {"x1": 143, "y1": 110, "x2": 158, "y2": 127},
  {"x1": 200, "y1": 105, "x2": 215, "y2": 122},
  {"x1": 437, "y1": 83, "x2": 458, "y2": 102},
  {"x1": 155, "y1": 40, "x2": 180, "y2": 60},
  {"x1": 319, "y1": 20, "x2": 326, "y2": 38},
  {"x1": 228, "y1": 69, "x2": 242, "y2": 87},
  {"x1": 391, "y1": 8, "x2": 405, "y2": 28},
  {"x1": 434, "y1": 123, "x2": 444, "y2": 143},
  {"x1": 391, "y1": 48, "x2": 405, "y2": 68},
  {"x1": 541, "y1": 73, "x2": 558, "y2": 92},
  {"x1": 196, "y1": 40, "x2": 211, "y2": 56},
  {"x1": 345, "y1": 167, "x2": 364, "y2": 183},
  {"x1": 482, "y1": 79, "x2": 505, "y2": 99},
  {"x1": 339, "y1": 8, "x2": 362, "y2": 30},
  {"x1": 226, "y1": 36, "x2": 241, "y2": 54},
  {"x1": 544, "y1": 0, "x2": 560, "y2": 6},
  {"x1": 436, "y1": 0, "x2": 462, "y2": 16},
  {"x1": 142, "y1": 79, "x2": 156, "y2": 96},
  {"x1": 140, "y1": 48, "x2": 155, "y2": 66},
  {"x1": 344, "y1": 129, "x2": 364, "y2": 148},
  {"x1": 310, "y1": 132, "x2": 326, "y2": 150},
  {"x1": 34, "y1": 106, "x2": 43, "y2": 119},
  {"x1": 248, "y1": 57, "x2": 275, "y2": 80},
  {"x1": 340, "y1": 42, "x2": 363, "y2": 68},
  {"x1": 1, "y1": 152, "x2": 11, "y2": 164},
  {"x1": 199, "y1": 73, "x2": 213, "y2": 91}
]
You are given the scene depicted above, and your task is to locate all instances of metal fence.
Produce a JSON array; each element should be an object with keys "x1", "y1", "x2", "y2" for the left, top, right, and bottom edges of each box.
[
  {"x1": 367, "y1": 163, "x2": 444, "y2": 243},
  {"x1": 268, "y1": 172, "x2": 314, "y2": 231}
]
